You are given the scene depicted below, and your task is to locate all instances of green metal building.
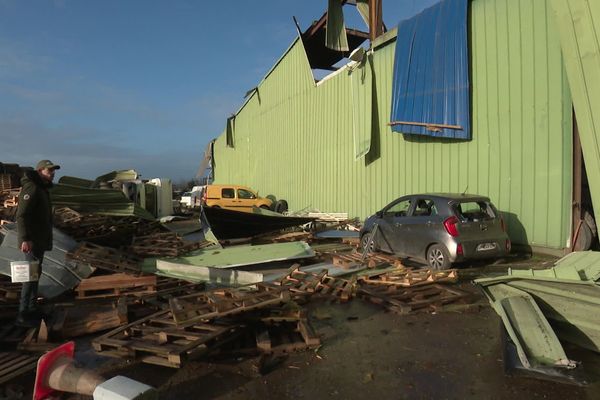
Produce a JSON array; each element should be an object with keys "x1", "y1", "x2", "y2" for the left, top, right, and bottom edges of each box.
[{"x1": 211, "y1": 0, "x2": 600, "y2": 253}]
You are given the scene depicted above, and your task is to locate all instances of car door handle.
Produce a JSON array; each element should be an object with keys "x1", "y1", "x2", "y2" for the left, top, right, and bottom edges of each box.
[
  {"x1": 395, "y1": 223, "x2": 402, "y2": 227},
  {"x1": 426, "y1": 221, "x2": 433, "y2": 226}
]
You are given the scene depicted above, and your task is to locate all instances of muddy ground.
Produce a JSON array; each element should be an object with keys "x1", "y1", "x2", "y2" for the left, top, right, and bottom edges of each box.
[{"x1": 6, "y1": 256, "x2": 600, "y2": 400}]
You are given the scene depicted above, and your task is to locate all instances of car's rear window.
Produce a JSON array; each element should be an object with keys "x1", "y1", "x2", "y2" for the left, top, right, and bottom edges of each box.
[{"x1": 453, "y1": 201, "x2": 496, "y2": 221}]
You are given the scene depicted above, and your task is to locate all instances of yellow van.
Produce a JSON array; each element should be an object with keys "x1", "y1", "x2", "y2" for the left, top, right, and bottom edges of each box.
[{"x1": 202, "y1": 184, "x2": 273, "y2": 212}]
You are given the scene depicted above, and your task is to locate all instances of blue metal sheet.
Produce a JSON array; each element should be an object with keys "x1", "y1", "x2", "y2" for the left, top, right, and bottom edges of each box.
[{"x1": 390, "y1": 0, "x2": 470, "y2": 139}]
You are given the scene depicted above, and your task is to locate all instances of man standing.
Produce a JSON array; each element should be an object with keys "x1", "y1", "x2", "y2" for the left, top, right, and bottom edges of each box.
[{"x1": 15, "y1": 160, "x2": 60, "y2": 326}]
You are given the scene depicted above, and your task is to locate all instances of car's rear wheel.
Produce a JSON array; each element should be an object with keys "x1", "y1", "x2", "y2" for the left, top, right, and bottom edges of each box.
[
  {"x1": 361, "y1": 232, "x2": 377, "y2": 253},
  {"x1": 426, "y1": 244, "x2": 451, "y2": 270}
]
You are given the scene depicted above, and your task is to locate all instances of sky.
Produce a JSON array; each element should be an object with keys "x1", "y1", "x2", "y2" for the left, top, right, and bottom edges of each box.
[{"x1": 0, "y1": 0, "x2": 437, "y2": 182}]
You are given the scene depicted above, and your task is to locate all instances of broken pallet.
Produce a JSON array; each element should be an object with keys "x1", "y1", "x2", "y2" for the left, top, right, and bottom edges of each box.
[
  {"x1": 92, "y1": 309, "x2": 240, "y2": 368},
  {"x1": 169, "y1": 283, "x2": 291, "y2": 327},
  {"x1": 358, "y1": 283, "x2": 472, "y2": 314},
  {"x1": 0, "y1": 352, "x2": 39, "y2": 385},
  {"x1": 331, "y1": 252, "x2": 404, "y2": 269},
  {"x1": 76, "y1": 273, "x2": 157, "y2": 299},
  {"x1": 67, "y1": 242, "x2": 142, "y2": 274},
  {"x1": 277, "y1": 265, "x2": 355, "y2": 302},
  {"x1": 129, "y1": 232, "x2": 213, "y2": 257},
  {"x1": 359, "y1": 268, "x2": 458, "y2": 287}
]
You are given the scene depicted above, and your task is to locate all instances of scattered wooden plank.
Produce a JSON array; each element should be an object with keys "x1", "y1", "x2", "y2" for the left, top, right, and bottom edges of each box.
[
  {"x1": 278, "y1": 264, "x2": 327, "y2": 296},
  {"x1": 332, "y1": 252, "x2": 404, "y2": 269},
  {"x1": 263, "y1": 231, "x2": 312, "y2": 243},
  {"x1": 0, "y1": 352, "x2": 38, "y2": 385},
  {"x1": 50, "y1": 299, "x2": 128, "y2": 338},
  {"x1": 214, "y1": 319, "x2": 320, "y2": 358}
]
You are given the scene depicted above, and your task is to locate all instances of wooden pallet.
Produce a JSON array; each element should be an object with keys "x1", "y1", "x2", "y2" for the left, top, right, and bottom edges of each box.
[
  {"x1": 254, "y1": 319, "x2": 320, "y2": 354},
  {"x1": 169, "y1": 283, "x2": 291, "y2": 327},
  {"x1": 54, "y1": 208, "x2": 163, "y2": 247},
  {"x1": 215, "y1": 319, "x2": 320, "y2": 357},
  {"x1": 51, "y1": 299, "x2": 128, "y2": 338},
  {"x1": 0, "y1": 352, "x2": 38, "y2": 385},
  {"x1": 0, "y1": 174, "x2": 12, "y2": 192},
  {"x1": 358, "y1": 283, "x2": 472, "y2": 314},
  {"x1": 315, "y1": 275, "x2": 356, "y2": 302},
  {"x1": 277, "y1": 265, "x2": 355, "y2": 302},
  {"x1": 129, "y1": 232, "x2": 212, "y2": 257},
  {"x1": 359, "y1": 268, "x2": 458, "y2": 287},
  {"x1": 92, "y1": 309, "x2": 240, "y2": 368},
  {"x1": 264, "y1": 231, "x2": 312, "y2": 243},
  {"x1": 76, "y1": 273, "x2": 157, "y2": 299},
  {"x1": 67, "y1": 242, "x2": 142, "y2": 274},
  {"x1": 332, "y1": 252, "x2": 404, "y2": 269},
  {"x1": 278, "y1": 265, "x2": 328, "y2": 295},
  {"x1": 341, "y1": 237, "x2": 360, "y2": 247}
]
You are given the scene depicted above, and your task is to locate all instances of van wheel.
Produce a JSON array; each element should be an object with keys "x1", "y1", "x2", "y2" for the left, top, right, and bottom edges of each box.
[
  {"x1": 275, "y1": 200, "x2": 288, "y2": 213},
  {"x1": 426, "y1": 244, "x2": 451, "y2": 270}
]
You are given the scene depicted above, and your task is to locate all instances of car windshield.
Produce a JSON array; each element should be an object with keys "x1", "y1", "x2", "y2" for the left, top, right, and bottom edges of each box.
[{"x1": 453, "y1": 201, "x2": 496, "y2": 222}]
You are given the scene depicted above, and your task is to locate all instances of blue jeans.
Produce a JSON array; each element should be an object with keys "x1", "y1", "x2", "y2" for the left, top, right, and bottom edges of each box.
[{"x1": 18, "y1": 250, "x2": 44, "y2": 315}]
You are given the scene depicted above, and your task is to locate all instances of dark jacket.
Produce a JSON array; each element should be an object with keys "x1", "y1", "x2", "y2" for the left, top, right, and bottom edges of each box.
[{"x1": 16, "y1": 170, "x2": 54, "y2": 251}]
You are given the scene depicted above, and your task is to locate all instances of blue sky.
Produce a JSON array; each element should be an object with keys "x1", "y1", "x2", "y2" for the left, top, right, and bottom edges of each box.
[{"x1": 0, "y1": 0, "x2": 436, "y2": 182}]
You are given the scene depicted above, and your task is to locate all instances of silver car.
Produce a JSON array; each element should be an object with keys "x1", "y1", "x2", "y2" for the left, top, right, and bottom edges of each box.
[{"x1": 360, "y1": 193, "x2": 511, "y2": 269}]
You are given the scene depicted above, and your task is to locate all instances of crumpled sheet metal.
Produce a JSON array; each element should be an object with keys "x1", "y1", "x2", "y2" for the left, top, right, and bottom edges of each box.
[
  {"x1": 480, "y1": 282, "x2": 576, "y2": 369},
  {"x1": 0, "y1": 223, "x2": 93, "y2": 299},
  {"x1": 509, "y1": 251, "x2": 600, "y2": 283},
  {"x1": 477, "y1": 270, "x2": 600, "y2": 355}
]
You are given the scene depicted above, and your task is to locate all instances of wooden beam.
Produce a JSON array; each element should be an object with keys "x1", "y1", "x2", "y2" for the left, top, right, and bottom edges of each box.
[{"x1": 388, "y1": 121, "x2": 463, "y2": 132}]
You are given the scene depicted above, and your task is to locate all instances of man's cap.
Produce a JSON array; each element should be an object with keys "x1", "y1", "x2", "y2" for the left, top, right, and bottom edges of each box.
[{"x1": 36, "y1": 160, "x2": 61, "y2": 170}]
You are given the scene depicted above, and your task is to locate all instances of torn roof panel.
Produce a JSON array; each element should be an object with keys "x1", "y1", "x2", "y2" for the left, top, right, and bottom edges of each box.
[{"x1": 302, "y1": 10, "x2": 369, "y2": 70}]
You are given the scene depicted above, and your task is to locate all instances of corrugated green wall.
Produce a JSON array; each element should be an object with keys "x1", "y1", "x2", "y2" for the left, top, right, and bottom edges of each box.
[
  {"x1": 213, "y1": 0, "x2": 573, "y2": 249},
  {"x1": 549, "y1": 0, "x2": 600, "y2": 236}
]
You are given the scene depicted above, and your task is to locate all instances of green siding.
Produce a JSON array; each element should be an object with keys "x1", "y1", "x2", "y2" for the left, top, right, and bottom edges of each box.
[
  {"x1": 213, "y1": 0, "x2": 573, "y2": 249},
  {"x1": 549, "y1": 0, "x2": 600, "y2": 234}
]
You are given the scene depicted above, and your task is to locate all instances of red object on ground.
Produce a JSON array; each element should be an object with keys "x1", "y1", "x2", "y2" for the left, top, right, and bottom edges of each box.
[{"x1": 33, "y1": 341, "x2": 75, "y2": 400}]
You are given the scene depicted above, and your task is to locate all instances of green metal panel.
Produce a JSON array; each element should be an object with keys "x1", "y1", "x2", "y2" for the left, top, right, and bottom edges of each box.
[
  {"x1": 482, "y1": 283, "x2": 574, "y2": 368},
  {"x1": 549, "y1": 0, "x2": 600, "y2": 232},
  {"x1": 212, "y1": 0, "x2": 572, "y2": 249}
]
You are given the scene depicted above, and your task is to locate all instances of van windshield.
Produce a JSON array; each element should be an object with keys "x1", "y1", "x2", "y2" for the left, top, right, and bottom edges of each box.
[{"x1": 453, "y1": 201, "x2": 496, "y2": 222}]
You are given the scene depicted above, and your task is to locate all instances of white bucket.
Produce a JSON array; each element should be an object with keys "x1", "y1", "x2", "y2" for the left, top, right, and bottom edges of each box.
[{"x1": 10, "y1": 260, "x2": 40, "y2": 283}]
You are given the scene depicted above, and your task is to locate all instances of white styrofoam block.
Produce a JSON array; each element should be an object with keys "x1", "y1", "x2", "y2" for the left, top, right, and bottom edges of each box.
[{"x1": 93, "y1": 376, "x2": 157, "y2": 400}]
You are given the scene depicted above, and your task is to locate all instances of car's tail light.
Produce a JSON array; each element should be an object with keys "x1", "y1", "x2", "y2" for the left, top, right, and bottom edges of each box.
[
  {"x1": 500, "y1": 216, "x2": 507, "y2": 232},
  {"x1": 456, "y1": 243, "x2": 464, "y2": 255},
  {"x1": 506, "y1": 239, "x2": 511, "y2": 252},
  {"x1": 444, "y1": 216, "x2": 460, "y2": 237}
]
